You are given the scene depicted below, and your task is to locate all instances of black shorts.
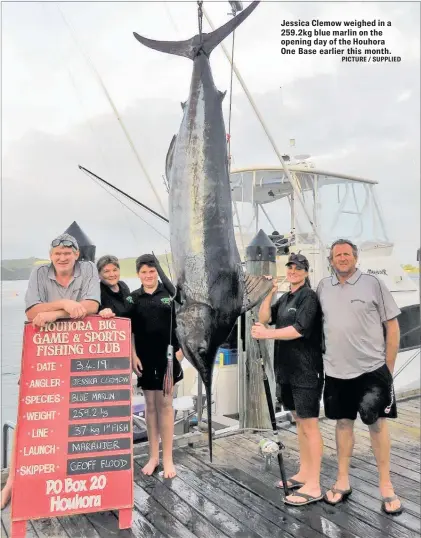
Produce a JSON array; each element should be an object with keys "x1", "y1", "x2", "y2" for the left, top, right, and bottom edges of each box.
[
  {"x1": 137, "y1": 361, "x2": 184, "y2": 391},
  {"x1": 279, "y1": 380, "x2": 324, "y2": 419},
  {"x1": 323, "y1": 363, "x2": 397, "y2": 425}
]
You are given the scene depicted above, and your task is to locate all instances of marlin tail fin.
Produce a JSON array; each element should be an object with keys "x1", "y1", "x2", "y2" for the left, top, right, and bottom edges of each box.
[{"x1": 133, "y1": 1, "x2": 259, "y2": 60}]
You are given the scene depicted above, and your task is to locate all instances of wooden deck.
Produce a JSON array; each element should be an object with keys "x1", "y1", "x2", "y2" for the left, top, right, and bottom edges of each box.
[{"x1": 2, "y1": 395, "x2": 420, "y2": 538}]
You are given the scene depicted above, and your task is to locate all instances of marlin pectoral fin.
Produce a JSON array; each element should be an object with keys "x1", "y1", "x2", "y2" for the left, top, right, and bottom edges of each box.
[
  {"x1": 165, "y1": 134, "x2": 177, "y2": 183},
  {"x1": 241, "y1": 273, "x2": 274, "y2": 314}
]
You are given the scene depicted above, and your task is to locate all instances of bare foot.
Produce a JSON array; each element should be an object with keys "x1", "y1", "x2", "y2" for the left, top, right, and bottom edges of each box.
[
  {"x1": 1, "y1": 482, "x2": 12, "y2": 510},
  {"x1": 163, "y1": 462, "x2": 176, "y2": 479},
  {"x1": 277, "y1": 473, "x2": 307, "y2": 489},
  {"x1": 380, "y1": 483, "x2": 402, "y2": 513},
  {"x1": 142, "y1": 458, "x2": 159, "y2": 476}
]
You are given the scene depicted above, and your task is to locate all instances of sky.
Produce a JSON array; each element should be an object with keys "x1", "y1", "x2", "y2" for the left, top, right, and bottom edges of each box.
[{"x1": 2, "y1": 1, "x2": 420, "y2": 264}]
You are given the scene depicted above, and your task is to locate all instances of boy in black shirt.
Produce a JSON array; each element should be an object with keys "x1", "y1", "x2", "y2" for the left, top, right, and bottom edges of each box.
[
  {"x1": 251, "y1": 253, "x2": 324, "y2": 506},
  {"x1": 126, "y1": 255, "x2": 183, "y2": 479}
]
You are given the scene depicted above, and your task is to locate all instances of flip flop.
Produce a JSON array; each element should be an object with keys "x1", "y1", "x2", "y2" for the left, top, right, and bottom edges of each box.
[
  {"x1": 381, "y1": 495, "x2": 403, "y2": 515},
  {"x1": 275, "y1": 478, "x2": 305, "y2": 490},
  {"x1": 323, "y1": 486, "x2": 352, "y2": 505},
  {"x1": 284, "y1": 492, "x2": 323, "y2": 506}
]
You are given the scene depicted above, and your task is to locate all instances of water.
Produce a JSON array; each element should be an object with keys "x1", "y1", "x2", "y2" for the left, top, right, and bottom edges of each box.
[{"x1": 1, "y1": 277, "x2": 419, "y2": 456}]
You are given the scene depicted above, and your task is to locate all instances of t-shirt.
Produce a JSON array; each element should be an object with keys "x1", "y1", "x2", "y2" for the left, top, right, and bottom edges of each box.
[
  {"x1": 25, "y1": 261, "x2": 100, "y2": 311},
  {"x1": 99, "y1": 281, "x2": 130, "y2": 317},
  {"x1": 316, "y1": 269, "x2": 401, "y2": 379},
  {"x1": 125, "y1": 283, "x2": 181, "y2": 376},
  {"x1": 270, "y1": 286, "x2": 323, "y2": 388}
]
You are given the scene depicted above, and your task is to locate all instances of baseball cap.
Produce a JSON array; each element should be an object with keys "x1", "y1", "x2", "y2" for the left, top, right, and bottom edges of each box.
[{"x1": 285, "y1": 252, "x2": 309, "y2": 271}]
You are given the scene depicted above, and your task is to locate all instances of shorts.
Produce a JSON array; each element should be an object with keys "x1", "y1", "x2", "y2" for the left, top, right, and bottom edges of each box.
[
  {"x1": 323, "y1": 363, "x2": 397, "y2": 425},
  {"x1": 137, "y1": 361, "x2": 184, "y2": 391},
  {"x1": 278, "y1": 380, "x2": 324, "y2": 419}
]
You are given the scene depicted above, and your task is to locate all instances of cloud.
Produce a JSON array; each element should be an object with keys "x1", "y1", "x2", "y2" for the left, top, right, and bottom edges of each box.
[{"x1": 2, "y1": 1, "x2": 420, "y2": 264}]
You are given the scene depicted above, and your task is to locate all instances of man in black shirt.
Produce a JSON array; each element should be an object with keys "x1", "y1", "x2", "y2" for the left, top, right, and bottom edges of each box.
[
  {"x1": 251, "y1": 253, "x2": 324, "y2": 506},
  {"x1": 126, "y1": 254, "x2": 183, "y2": 479}
]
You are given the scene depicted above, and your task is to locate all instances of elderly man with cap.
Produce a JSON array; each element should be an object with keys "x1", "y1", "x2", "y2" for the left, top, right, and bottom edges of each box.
[
  {"x1": 125, "y1": 253, "x2": 183, "y2": 480},
  {"x1": 251, "y1": 252, "x2": 324, "y2": 506},
  {"x1": 1, "y1": 233, "x2": 100, "y2": 509}
]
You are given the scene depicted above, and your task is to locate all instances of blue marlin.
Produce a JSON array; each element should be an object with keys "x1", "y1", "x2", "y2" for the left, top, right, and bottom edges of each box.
[{"x1": 134, "y1": 1, "x2": 271, "y2": 460}]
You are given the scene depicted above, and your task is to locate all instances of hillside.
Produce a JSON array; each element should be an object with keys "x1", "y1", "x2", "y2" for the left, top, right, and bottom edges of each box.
[{"x1": 1, "y1": 254, "x2": 173, "y2": 281}]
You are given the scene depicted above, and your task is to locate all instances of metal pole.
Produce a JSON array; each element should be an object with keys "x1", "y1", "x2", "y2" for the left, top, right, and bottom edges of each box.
[{"x1": 2, "y1": 421, "x2": 15, "y2": 469}]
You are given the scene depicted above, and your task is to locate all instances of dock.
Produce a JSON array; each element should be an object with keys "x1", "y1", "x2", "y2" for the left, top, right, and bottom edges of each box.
[{"x1": 2, "y1": 394, "x2": 420, "y2": 537}]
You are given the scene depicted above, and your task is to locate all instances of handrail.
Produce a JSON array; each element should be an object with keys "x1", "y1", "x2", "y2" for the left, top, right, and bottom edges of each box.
[{"x1": 2, "y1": 421, "x2": 16, "y2": 469}]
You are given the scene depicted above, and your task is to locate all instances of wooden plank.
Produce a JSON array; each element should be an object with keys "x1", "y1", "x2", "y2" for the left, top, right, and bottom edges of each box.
[
  {"x1": 133, "y1": 480, "x2": 199, "y2": 538},
  {"x1": 288, "y1": 424, "x2": 420, "y2": 482},
  {"x1": 30, "y1": 517, "x2": 69, "y2": 538},
  {"x1": 223, "y1": 434, "x2": 421, "y2": 534},
  {"x1": 178, "y1": 450, "x2": 325, "y2": 538},
  {"x1": 134, "y1": 461, "x2": 230, "y2": 538},
  {"x1": 207, "y1": 440, "x2": 412, "y2": 538},
  {"x1": 238, "y1": 431, "x2": 420, "y2": 512},
  {"x1": 210, "y1": 440, "x2": 419, "y2": 538},
  {"x1": 165, "y1": 457, "x2": 295, "y2": 538},
  {"x1": 56, "y1": 515, "x2": 101, "y2": 538},
  {"x1": 87, "y1": 511, "x2": 138, "y2": 538}
]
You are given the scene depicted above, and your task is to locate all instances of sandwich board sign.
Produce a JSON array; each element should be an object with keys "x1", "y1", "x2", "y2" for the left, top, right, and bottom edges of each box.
[{"x1": 10, "y1": 316, "x2": 133, "y2": 538}]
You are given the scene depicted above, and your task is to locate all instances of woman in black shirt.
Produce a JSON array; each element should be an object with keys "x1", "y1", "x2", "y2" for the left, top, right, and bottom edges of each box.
[
  {"x1": 96, "y1": 255, "x2": 130, "y2": 317},
  {"x1": 251, "y1": 253, "x2": 324, "y2": 507}
]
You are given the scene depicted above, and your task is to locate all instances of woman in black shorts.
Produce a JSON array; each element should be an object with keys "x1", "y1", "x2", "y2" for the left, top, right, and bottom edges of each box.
[
  {"x1": 251, "y1": 253, "x2": 324, "y2": 506},
  {"x1": 96, "y1": 255, "x2": 130, "y2": 317},
  {"x1": 126, "y1": 254, "x2": 183, "y2": 479}
]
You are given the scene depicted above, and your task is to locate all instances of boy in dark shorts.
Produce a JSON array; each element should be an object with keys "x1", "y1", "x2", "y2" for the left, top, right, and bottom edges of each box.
[
  {"x1": 317, "y1": 239, "x2": 402, "y2": 515},
  {"x1": 126, "y1": 254, "x2": 183, "y2": 479}
]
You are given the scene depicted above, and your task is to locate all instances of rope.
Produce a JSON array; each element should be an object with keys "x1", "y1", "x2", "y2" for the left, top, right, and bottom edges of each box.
[
  {"x1": 227, "y1": 6, "x2": 237, "y2": 168},
  {"x1": 197, "y1": 1, "x2": 204, "y2": 41}
]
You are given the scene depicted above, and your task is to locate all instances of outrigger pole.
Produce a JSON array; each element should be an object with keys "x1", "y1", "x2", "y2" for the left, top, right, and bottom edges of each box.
[{"x1": 78, "y1": 165, "x2": 169, "y2": 224}]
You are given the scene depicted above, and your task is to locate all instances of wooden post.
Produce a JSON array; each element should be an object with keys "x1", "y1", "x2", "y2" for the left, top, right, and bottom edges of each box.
[{"x1": 244, "y1": 229, "x2": 277, "y2": 430}]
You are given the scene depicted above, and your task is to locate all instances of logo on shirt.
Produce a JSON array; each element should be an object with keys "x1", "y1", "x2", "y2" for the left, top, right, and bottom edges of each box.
[
  {"x1": 287, "y1": 307, "x2": 297, "y2": 313},
  {"x1": 126, "y1": 296, "x2": 134, "y2": 304},
  {"x1": 350, "y1": 299, "x2": 365, "y2": 304},
  {"x1": 161, "y1": 297, "x2": 171, "y2": 306}
]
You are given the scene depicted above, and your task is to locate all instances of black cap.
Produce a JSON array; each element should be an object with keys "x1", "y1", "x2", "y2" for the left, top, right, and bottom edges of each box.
[{"x1": 285, "y1": 252, "x2": 309, "y2": 271}]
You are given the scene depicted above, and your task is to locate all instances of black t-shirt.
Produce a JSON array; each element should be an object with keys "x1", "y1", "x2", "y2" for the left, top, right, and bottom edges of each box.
[
  {"x1": 125, "y1": 283, "x2": 181, "y2": 374},
  {"x1": 99, "y1": 281, "x2": 131, "y2": 317},
  {"x1": 270, "y1": 285, "x2": 323, "y2": 388}
]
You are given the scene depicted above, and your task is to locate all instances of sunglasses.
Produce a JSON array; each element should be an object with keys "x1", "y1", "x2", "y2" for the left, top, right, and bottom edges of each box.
[
  {"x1": 289, "y1": 253, "x2": 307, "y2": 263},
  {"x1": 51, "y1": 239, "x2": 77, "y2": 249}
]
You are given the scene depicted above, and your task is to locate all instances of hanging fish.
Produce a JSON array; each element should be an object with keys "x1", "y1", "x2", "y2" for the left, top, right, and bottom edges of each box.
[{"x1": 133, "y1": 1, "x2": 271, "y2": 461}]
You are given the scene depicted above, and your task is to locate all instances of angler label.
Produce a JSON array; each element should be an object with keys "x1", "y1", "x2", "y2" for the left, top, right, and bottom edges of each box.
[{"x1": 11, "y1": 316, "x2": 134, "y2": 524}]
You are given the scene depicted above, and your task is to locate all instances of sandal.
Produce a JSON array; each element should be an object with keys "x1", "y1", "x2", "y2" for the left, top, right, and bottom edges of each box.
[
  {"x1": 381, "y1": 495, "x2": 403, "y2": 515},
  {"x1": 323, "y1": 486, "x2": 352, "y2": 505},
  {"x1": 284, "y1": 492, "x2": 323, "y2": 506},
  {"x1": 275, "y1": 478, "x2": 305, "y2": 490}
]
